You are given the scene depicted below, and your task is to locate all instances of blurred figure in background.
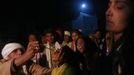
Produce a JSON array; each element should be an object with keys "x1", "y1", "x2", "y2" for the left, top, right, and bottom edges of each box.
[
  {"x1": 69, "y1": 30, "x2": 81, "y2": 52},
  {"x1": 54, "y1": 28, "x2": 64, "y2": 44},
  {"x1": 27, "y1": 33, "x2": 46, "y2": 67},
  {"x1": 61, "y1": 30, "x2": 71, "y2": 47},
  {"x1": 28, "y1": 33, "x2": 38, "y2": 42},
  {"x1": 76, "y1": 36, "x2": 98, "y2": 75},
  {"x1": 94, "y1": 30, "x2": 102, "y2": 47},
  {"x1": 42, "y1": 30, "x2": 61, "y2": 69},
  {"x1": 88, "y1": 30, "x2": 102, "y2": 48}
]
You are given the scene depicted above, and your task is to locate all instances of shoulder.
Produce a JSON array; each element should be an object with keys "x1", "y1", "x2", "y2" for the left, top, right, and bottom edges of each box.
[{"x1": 0, "y1": 59, "x2": 8, "y2": 64}]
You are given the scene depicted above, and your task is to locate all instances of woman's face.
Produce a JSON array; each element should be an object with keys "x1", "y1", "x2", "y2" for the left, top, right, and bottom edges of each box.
[
  {"x1": 106, "y1": 0, "x2": 132, "y2": 33},
  {"x1": 64, "y1": 35, "x2": 70, "y2": 41},
  {"x1": 28, "y1": 34, "x2": 37, "y2": 42},
  {"x1": 71, "y1": 32, "x2": 78, "y2": 41},
  {"x1": 77, "y1": 38, "x2": 85, "y2": 53}
]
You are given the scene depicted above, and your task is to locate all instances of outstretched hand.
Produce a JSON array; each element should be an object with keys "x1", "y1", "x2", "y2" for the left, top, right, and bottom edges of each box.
[{"x1": 14, "y1": 41, "x2": 40, "y2": 67}]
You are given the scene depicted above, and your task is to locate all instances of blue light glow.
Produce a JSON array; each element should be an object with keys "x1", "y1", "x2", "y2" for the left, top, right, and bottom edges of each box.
[{"x1": 81, "y1": 3, "x2": 86, "y2": 8}]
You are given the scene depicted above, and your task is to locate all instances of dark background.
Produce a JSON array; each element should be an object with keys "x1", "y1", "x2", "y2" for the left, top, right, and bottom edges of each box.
[{"x1": 0, "y1": 0, "x2": 108, "y2": 43}]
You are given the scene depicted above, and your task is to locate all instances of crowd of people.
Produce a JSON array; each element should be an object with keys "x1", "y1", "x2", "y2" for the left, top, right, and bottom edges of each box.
[{"x1": 0, "y1": 0, "x2": 134, "y2": 75}]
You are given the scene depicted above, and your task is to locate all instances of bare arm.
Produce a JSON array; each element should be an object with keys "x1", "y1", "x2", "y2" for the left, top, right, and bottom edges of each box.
[{"x1": 14, "y1": 41, "x2": 39, "y2": 67}]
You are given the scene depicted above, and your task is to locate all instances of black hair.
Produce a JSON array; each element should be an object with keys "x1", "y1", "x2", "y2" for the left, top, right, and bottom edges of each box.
[
  {"x1": 60, "y1": 46, "x2": 77, "y2": 65},
  {"x1": 76, "y1": 36, "x2": 97, "y2": 55},
  {"x1": 124, "y1": 0, "x2": 134, "y2": 39}
]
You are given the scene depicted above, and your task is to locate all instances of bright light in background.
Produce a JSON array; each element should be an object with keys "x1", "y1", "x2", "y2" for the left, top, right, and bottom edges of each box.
[
  {"x1": 80, "y1": 1, "x2": 93, "y2": 14},
  {"x1": 81, "y1": 3, "x2": 86, "y2": 8}
]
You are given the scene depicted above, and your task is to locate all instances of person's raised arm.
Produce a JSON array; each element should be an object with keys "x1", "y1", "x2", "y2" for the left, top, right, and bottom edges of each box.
[{"x1": 14, "y1": 41, "x2": 39, "y2": 67}]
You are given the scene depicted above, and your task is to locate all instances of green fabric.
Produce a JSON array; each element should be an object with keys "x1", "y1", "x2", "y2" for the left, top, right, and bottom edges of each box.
[
  {"x1": 64, "y1": 65, "x2": 77, "y2": 75},
  {"x1": 52, "y1": 63, "x2": 77, "y2": 75}
]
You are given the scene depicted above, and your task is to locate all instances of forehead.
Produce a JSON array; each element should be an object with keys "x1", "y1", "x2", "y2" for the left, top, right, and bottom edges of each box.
[
  {"x1": 46, "y1": 33, "x2": 53, "y2": 36},
  {"x1": 110, "y1": 0, "x2": 127, "y2": 2},
  {"x1": 72, "y1": 32, "x2": 78, "y2": 35},
  {"x1": 110, "y1": 0, "x2": 134, "y2": 12},
  {"x1": 78, "y1": 38, "x2": 84, "y2": 42},
  {"x1": 11, "y1": 48, "x2": 22, "y2": 53},
  {"x1": 64, "y1": 35, "x2": 70, "y2": 37},
  {"x1": 29, "y1": 34, "x2": 36, "y2": 36},
  {"x1": 29, "y1": 34, "x2": 35, "y2": 37},
  {"x1": 110, "y1": 0, "x2": 129, "y2": 4}
]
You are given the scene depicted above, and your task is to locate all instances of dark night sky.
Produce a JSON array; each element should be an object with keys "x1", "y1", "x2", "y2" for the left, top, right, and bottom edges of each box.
[
  {"x1": 1, "y1": 0, "x2": 80, "y2": 31},
  {"x1": 0, "y1": 0, "x2": 108, "y2": 43}
]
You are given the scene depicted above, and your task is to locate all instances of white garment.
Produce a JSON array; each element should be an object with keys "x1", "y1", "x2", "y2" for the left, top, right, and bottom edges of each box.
[
  {"x1": 44, "y1": 42, "x2": 61, "y2": 68},
  {"x1": 55, "y1": 42, "x2": 61, "y2": 50},
  {"x1": 45, "y1": 42, "x2": 52, "y2": 68}
]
